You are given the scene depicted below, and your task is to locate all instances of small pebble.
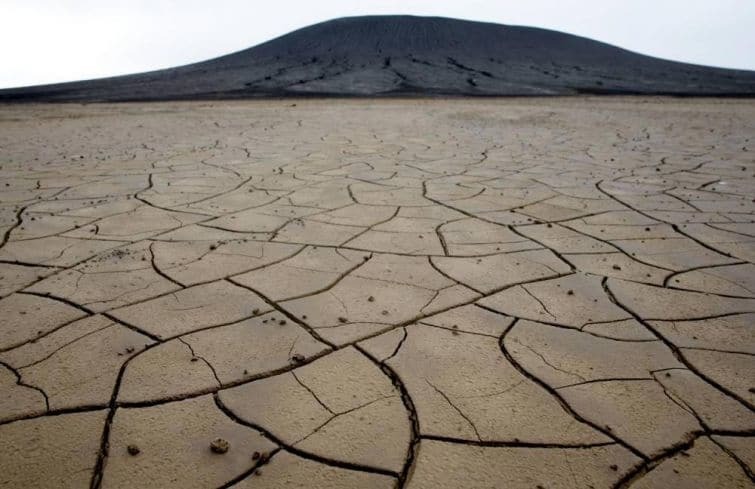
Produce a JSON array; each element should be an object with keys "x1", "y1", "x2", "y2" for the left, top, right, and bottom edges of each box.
[
  {"x1": 290, "y1": 353, "x2": 305, "y2": 364},
  {"x1": 210, "y1": 438, "x2": 230, "y2": 454}
]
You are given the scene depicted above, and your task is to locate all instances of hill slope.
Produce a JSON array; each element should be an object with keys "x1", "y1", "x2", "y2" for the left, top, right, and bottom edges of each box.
[{"x1": 3, "y1": 15, "x2": 755, "y2": 101}]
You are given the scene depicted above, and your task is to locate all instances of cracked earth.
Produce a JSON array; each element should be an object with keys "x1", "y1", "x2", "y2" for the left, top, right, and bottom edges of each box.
[{"x1": 0, "y1": 98, "x2": 753, "y2": 488}]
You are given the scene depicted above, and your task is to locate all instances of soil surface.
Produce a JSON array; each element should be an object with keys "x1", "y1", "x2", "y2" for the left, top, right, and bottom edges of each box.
[{"x1": 0, "y1": 98, "x2": 753, "y2": 488}]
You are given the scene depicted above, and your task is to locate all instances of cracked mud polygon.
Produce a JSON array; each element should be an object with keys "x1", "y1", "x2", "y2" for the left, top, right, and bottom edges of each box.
[{"x1": 0, "y1": 98, "x2": 753, "y2": 488}]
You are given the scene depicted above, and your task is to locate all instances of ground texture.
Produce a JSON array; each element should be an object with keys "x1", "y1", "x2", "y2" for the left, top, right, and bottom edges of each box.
[{"x1": 0, "y1": 98, "x2": 753, "y2": 488}]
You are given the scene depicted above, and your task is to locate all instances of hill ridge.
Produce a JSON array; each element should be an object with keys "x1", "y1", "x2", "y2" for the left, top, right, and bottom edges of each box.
[{"x1": 2, "y1": 15, "x2": 754, "y2": 101}]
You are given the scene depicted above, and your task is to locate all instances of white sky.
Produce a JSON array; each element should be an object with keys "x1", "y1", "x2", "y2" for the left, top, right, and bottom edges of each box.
[{"x1": 2, "y1": 0, "x2": 754, "y2": 89}]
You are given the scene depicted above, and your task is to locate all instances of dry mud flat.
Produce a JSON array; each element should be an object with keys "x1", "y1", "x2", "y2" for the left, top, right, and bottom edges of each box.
[{"x1": 0, "y1": 98, "x2": 753, "y2": 488}]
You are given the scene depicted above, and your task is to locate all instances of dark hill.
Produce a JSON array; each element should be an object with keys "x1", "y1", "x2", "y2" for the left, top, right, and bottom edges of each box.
[{"x1": 3, "y1": 15, "x2": 755, "y2": 101}]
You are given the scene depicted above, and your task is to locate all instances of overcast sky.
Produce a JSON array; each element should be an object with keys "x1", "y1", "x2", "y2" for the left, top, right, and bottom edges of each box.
[{"x1": 2, "y1": 0, "x2": 754, "y2": 89}]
